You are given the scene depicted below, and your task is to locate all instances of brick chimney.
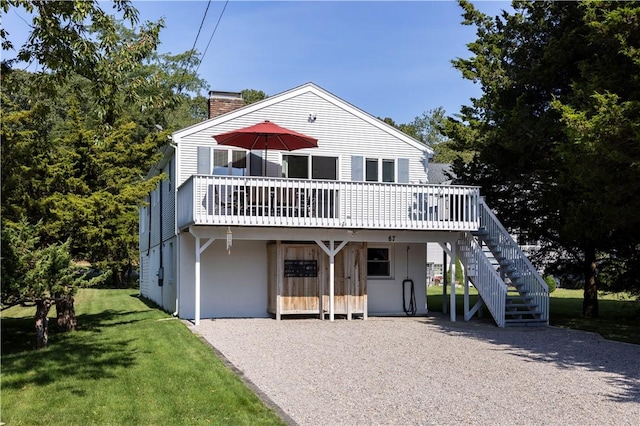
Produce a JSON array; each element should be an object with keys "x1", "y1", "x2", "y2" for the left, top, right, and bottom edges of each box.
[{"x1": 208, "y1": 91, "x2": 244, "y2": 119}]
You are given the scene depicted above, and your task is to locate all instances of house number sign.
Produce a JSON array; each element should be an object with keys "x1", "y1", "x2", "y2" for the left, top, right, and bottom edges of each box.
[{"x1": 284, "y1": 260, "x2": 318, "y2": 277}]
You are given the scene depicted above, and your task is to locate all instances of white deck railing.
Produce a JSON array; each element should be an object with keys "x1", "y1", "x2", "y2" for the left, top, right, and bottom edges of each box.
[
  {"x1": 456, "y1": 232, "x2": 507, "y2": 327},
  {"x1": 177, "y1": 175, "x2": 481, "y2": 231}
]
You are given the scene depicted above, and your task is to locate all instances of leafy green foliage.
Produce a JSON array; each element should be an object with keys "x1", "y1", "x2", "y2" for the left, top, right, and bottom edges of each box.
[
  {"x1": 382, "y1": 108, "x2": 474, "y2": 163},
  {"x1": 446, "y1": 0, "x2": 640, "y2": 312},
  {"x1": 544, "y1": 276, "x2": 557, "y2": 293},
  {"x1": 241, "y1": 88, "x2": 267, "y2": 105},
  {"x1": 1, "y1": 2, "x2": 208, "y2": 294},
  {"x1": 0, "y1": 219, "x2": 103, "y2": 308}
]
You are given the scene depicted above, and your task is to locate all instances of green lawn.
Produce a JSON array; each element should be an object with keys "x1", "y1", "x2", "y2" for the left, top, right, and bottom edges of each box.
[
  {"x1": 549, "y1": 288, "x2": 639, "y2": 345},
  {"x1": 1, "y1": 289, "x2": 286, "y2": 426},
  {"x1": 427, "y1": 285, "x2": 640, "y2": 344},
  {"x1": 2, "y1": 287, "x2": 637, "y2": 425}
]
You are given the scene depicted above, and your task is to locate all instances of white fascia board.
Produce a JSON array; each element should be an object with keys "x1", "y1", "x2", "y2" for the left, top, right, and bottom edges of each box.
[{"x1": 171, "y1": 82, "x2": 434, "y2": 155}]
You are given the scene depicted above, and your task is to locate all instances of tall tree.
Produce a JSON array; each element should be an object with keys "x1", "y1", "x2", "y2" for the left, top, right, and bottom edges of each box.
[
  {"x1": 241, "y1": 89, "x2": 267, "y2": 105},
  {"x1": 446, "y1": 0, "x2": 640, "y2": 316},
  {"x1": 382, "y1": 108, "x2": 474, "y2": 163},
  {"x1": 1, "y1": 1, "x2": 209, "y2": 343}
]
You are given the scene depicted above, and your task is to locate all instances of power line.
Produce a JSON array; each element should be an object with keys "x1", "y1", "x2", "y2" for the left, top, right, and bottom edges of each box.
[
  {"x1": 189, "y1": 0, "x2": 211, "y2": 57},
  {"x1": 195, "y1": 0, "x2": 229, "y2": 75},
  {"x1": 177, "y1": 0, "x2": 211, "y2": 93}
]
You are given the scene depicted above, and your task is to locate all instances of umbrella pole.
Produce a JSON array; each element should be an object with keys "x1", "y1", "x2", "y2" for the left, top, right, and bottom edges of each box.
[{"x1": 263, "y1": 135, "x2": 267, "y2": 177}]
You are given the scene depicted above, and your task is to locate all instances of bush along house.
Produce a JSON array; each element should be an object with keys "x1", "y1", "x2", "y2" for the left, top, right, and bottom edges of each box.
[{"x1": 139, "y1": 83, "x2": 548, "y2": 327}]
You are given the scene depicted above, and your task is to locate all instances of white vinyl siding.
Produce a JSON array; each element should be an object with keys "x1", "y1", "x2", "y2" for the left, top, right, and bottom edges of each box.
[
  {"x1": 139, "y1": 253, "x2": 150, "y2": 297},
  {"x1": 176, "y1": 89, "x2": 429, "y2": 187}
]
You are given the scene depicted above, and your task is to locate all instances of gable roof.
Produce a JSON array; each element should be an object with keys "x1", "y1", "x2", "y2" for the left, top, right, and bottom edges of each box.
[{"x1": 173, "y1": 82, "x2": 433, "y2": 155}]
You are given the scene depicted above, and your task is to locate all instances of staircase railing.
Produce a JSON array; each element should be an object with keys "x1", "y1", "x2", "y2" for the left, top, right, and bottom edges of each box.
[
  {"x1": 478, "y1": 199, "x2": 549, "y2": 324},
  {"x1": 456, "y1": 232, "x2": 507, "y2": 328}
]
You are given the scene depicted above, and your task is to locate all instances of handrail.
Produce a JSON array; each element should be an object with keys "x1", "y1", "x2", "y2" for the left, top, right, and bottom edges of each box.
[
  {"x1": 478, "y1": 199, "x2": 549, "y2": 324},
  {"x1": 456, "y1": 232, "x2": 507, "y2": 327},
  {"x1": 177, "y1": 175, "x2": 482, "y2": 231}
]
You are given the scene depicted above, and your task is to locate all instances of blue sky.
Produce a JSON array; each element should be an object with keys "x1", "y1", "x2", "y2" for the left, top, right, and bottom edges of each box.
[{"x1": 2, "y1": 1, "x2": 511, "y2": 124}]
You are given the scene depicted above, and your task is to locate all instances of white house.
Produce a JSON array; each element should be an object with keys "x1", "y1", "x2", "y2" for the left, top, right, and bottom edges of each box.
[{"x1": 139, "y1": 83, "x2": 549, "y2": 327}]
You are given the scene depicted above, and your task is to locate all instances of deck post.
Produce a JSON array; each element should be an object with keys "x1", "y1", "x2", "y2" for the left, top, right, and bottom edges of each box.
[
  {"x1": 189, "y1": 227, "x2": 215, "y2": 326},
  {"x1": 329, "y1": 240, "x2": 335, "y2": 321},
  {"x1": 276, "y1": 240, "x2": 282, "y2": 321},
  {"x1": 315, "y1": 239, "x2": 348, "y2": 322},
  {"x1": 463, "y1": 268, "x2": 469, "y2": 321},
  {"x1": 195, "y1": 236, "x2": 201, "y2": 326},
  {"x1": 442, "y1": 248, "x2": 448, "y2": 314},
  {"x1": 449, "y1": 240, "x2": 457, "y2": 322}
]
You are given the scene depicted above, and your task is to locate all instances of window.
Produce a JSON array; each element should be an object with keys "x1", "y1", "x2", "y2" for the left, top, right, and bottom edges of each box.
[
  {"x1": 213, "y1": 149, "x2": 227, "y2": 175},
  {"x1": 283, "y1": 155, "x2": 309, "y2": 178},
  {"x1": 312, "y1": 156, "x2": 338, "y2": 180},
  {"x1": 249, "y1": 152, "x2": 263, "y2": 176},
  {"x1": 283, "y1": 155, "x2": 339, "y2": 180},
  {"x1": 365, "y1": 158, "x2": 378, "y2": 182},
  {"x1": 231, "y1": 151, "x2": 247, "y2": 176},
  {"x1": 367, "y1": 247, "x2": 393, "y2": 278},
  {"x1": 213, "y1": 149, "x2": 248, "y2": 175},
  {"x1": 365, "y1": 158, "x2": 396, "y2": 183},
  {"x1": 382, "y1": 159, "x2": 395, "y2": 182}
]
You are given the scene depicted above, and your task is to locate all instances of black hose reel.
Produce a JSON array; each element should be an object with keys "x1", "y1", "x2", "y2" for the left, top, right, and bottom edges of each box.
[{"x1": 403, "y1": 246, "x2": 417, "y2": 316}]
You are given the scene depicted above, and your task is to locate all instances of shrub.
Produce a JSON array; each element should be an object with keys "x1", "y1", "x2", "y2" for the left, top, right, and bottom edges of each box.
[{"x1": 544, "y1": 275, "x2": 557, "y2": 293}]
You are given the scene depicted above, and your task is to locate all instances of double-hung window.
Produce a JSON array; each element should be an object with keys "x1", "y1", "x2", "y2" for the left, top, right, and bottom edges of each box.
[
  {"x1": 356, "y1": 157, "x2": 404, "y2": 183},
  {"x1": 367, "y1": 246, "x2": 393, "y2": 278}
]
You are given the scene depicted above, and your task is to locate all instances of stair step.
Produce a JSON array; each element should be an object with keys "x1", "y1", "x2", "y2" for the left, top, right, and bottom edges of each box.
[
  {"x1": 504, "y1": 318, "x2": 548, "y2": 327},
  {"x1": 506, "y1": 309, "x2": 543, "y2": 316},
  {"x1": 505, "y1": 301, "x2": 538, "y2": 308},
  {"x1": 507, "y1": 296, "x2": 534, "y2": 302}
]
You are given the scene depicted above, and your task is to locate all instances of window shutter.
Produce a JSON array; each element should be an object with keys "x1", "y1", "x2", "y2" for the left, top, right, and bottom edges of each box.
[
  {"x1": 197, "y1": 146, "x2": 211, "y2": 174},
  {"x1": 351, "y1": 156, "x2": 363, "y2": 181},
  {"x1": 398, "y1": 158, "x2": 409, "y2": 183}
]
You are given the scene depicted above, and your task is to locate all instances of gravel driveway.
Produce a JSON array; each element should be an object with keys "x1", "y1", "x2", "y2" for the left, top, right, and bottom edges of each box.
[{"x1": 190, "y1": 315, "x2": 640, "y2": 425}]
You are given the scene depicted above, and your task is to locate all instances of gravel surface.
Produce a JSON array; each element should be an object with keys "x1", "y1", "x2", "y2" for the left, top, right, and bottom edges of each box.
[{"x1": 190, "y1": 315, "x2": 640, "y2": 426}]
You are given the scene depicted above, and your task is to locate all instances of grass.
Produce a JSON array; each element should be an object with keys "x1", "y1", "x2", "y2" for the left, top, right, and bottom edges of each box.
[
  {"x1": 1, "y1": 289, "x2": 286, "y2": 426},
  {"x1": 427, "y1": 285, "x2": 640, "y2": 345},
  {"x1": 549, "y1": 288, "x2": 640, "y2": 345},
  {"x1": 3, "y1": 287, "x2": 637, "y2": 425}
]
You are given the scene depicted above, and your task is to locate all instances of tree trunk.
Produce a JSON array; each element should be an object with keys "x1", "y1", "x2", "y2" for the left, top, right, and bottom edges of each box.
[
  {"x1": 112, "y1": 267, "x2": 124, "y2": 288},
  {"x1": 56, "y1": 294, "x2": 77, "y2": 332},
  {"x1": 582, "y1": 244, "x2": 598, "y2": 318},
  {"x1": 35, "y1": 299, "x2": 52, "y2": 349}
]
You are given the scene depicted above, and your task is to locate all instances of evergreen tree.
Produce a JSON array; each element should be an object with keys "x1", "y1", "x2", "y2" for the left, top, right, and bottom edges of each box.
[
  {"x1": 1, "y1": 1, "x2": 209, "y2": 344},
  {"x1": 446, "y1": 0, "x2": 640, "y2": 315}
]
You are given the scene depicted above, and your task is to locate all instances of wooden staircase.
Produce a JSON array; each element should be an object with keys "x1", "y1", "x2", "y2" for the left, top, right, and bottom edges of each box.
[{"x1": 456, "y1": 200, "x2": 549, "y2": 327}]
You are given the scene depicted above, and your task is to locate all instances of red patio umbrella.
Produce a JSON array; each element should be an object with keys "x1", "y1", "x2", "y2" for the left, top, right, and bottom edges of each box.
[{"x1": 212, "y1": 120, "x2": 318, "y2": 175}]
